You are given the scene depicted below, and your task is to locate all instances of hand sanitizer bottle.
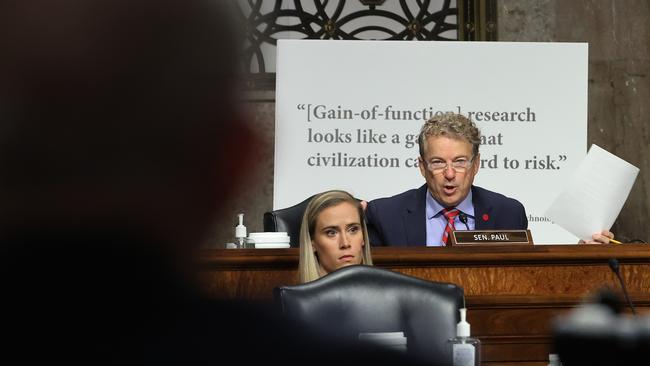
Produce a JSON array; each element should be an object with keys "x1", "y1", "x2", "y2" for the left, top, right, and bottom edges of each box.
[
  {"x1": 235, "y1": 213, "x2": 247, "y2": 248},
  {"x1": 548, "y1": 353, "x2": 562, "y2": 366},
  {"x1": 448, "y1": 308, "x2": 481, "y2": 366}
]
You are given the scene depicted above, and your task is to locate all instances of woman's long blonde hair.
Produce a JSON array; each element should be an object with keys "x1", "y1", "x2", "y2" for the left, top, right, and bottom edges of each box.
[{"x1": 298, "y1": 190, "x2": 373, "y2": 283}]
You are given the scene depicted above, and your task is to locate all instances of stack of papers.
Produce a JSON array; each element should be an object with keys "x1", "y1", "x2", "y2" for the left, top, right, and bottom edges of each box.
[
  {"x1": 247, "y1": 232, "x2": 291, "y2": 248},
  {"x1": 358, "y1": 331, "x2": 407, "y2": 353}
]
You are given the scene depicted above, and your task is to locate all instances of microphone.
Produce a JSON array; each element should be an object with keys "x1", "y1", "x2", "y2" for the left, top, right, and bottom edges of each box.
[
  {"x1": 458, "y1": 212, "x2": 470, "y2": 230},
  {"x1": 607, "y1": 258, "x2": 637, "y2": 316}
]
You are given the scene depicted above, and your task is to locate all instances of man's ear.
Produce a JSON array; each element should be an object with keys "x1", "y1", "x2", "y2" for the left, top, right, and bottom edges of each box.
[
  {"x1": 418, "y1": 157, "x2": 427, "y2": 178},
  {"x1": 472, "y1": 153, "x2": 481, "y2": 175}
]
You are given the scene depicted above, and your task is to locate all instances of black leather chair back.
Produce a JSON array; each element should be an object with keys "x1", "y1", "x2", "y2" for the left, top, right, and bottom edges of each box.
[
  {"x1": 274, "y1": 265, "x2": 464, "y2": 365},
  {"x1": 263, "y1": 195, "x2": 315, "y2": 247}
]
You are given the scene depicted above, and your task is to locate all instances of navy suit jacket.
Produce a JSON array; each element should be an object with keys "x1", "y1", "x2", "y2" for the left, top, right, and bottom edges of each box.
[{"x1": 366, "y1": 184, "x2": 528, "y2": 246}]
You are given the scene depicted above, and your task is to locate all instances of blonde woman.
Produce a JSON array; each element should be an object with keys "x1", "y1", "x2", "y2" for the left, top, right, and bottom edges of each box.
[{"x1": 298, "y1": 190, "x2": 373, "y2": 283}]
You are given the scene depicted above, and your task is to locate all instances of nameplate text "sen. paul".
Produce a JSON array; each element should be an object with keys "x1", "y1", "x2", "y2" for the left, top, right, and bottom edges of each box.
[{"x1": 450, "y1": 230, "x2": 533, "y2": 246}]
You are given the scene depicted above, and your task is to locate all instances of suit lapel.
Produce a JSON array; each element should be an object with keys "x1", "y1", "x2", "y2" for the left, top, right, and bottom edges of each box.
[
  {"x1": 403, "y1": 184, "x2": 428, "y2": 246},
  {"x1": 472, "y1": 186, "x2": 496, "y2": 230}
]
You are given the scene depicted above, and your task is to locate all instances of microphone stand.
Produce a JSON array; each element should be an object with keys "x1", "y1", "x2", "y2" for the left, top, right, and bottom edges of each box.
[
  {"x1": 608, "y1": 258, "x2": 637, "y2": 316},
  {"x1": 458, "y1": 213, "x2": 470, "y2": 231}
]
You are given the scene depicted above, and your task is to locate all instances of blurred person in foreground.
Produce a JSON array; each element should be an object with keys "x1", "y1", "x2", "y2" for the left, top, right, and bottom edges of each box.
[
  {"x1": 0, "y1": 0, "x2": 253, "y2": 364},
  {"x1": 364, "y1": 113, "x2": 614, "y2": 246},
  {"x1": 553, "y1": 288, "x2": 650, "y2": 365},
  {"x1": 0, "y1": 1, "x2": 425, "y2": 365},
  {"x1": 298, "y1": 190, "x2": 373, "y2": 283}
]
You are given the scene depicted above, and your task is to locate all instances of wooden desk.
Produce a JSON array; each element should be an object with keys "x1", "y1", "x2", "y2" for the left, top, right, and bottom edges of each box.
[{"x1": 198, "y1": 244, "x2": 650, "y2": 365}]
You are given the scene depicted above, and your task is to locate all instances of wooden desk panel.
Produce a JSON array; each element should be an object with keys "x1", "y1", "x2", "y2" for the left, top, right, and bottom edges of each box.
[{"x1": 197, "y1": 244, "x2": 650, "y2": 365}]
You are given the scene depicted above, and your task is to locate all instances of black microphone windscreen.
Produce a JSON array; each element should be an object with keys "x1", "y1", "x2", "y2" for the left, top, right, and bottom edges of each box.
[{"x1": 608, "y1": 258, "x2": 619, "y2": 273}]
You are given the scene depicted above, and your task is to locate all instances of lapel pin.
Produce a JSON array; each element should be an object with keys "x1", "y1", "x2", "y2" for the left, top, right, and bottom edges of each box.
[{"x1": 482, "y1": 214, "x2": 489, "y2": 222}]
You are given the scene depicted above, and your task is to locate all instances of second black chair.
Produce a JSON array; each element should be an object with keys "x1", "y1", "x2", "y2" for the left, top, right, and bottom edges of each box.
[{"x1": 263, "y1": 195, "x2": 316, "y2": 247}]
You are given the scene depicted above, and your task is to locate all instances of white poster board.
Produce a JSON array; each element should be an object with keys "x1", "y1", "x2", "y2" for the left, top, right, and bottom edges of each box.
[{"x1": 275, "y1": 40, "x2": 588, "y2": 244}]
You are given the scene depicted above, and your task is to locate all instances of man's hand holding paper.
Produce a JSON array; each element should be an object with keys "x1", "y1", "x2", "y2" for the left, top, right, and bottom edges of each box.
[{"x1": 546, "y1": 144, "x2": 639, "y2": 243}]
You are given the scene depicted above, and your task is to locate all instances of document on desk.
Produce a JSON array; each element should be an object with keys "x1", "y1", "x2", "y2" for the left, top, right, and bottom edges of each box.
[{"x1": 545, "y1": 144, "x2": 639, "y2": 241}]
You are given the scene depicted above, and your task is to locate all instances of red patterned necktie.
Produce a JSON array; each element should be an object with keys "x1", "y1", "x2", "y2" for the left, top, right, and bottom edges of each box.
[{"x1": 442, "y1": 208, "x2": 460, "y2": 246}]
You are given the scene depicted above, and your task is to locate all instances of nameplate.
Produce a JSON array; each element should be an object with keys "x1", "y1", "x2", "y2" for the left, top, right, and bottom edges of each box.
[{"x1": 450, "y1": 229, "x2": 533, "y2": 246}]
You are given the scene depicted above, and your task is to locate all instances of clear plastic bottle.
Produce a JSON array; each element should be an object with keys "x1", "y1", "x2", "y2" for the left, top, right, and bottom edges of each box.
[
  {"x1": 448, "y1": 308, "x2": 481, "y2": 366},
  {"x1": 235, "y1": 213, "x2": 247, "y2": 248},
  {"x1": 548, "y1": 353, "x2": 562, "y2": 366}
]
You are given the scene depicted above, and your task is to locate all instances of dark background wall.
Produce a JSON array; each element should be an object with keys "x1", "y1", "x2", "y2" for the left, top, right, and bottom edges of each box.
[{"x1": 211, "y1": 0, "x2": 649, "y2": 246}]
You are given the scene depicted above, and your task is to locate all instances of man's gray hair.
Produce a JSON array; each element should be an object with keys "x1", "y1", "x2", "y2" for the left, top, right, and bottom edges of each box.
[{"x1": 418, "y1": 113, "x2": 481, "y2": 158}]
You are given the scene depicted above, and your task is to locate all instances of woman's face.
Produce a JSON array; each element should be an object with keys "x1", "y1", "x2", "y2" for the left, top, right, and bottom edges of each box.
[{"x1": 312, "y1": 201, "x2": 365, "y2": 276}]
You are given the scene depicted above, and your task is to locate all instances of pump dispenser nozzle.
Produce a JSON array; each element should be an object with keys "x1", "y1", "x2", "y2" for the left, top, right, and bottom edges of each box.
[
  {"x1": 457, "y1": 308, "x2": 470, "y2": 337},
  {"x1": 235, "y1": 213, "x2": 247, "y2": 248}
]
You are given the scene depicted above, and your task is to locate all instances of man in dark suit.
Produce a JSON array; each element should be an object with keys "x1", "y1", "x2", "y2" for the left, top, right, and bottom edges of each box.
[
  {"x1": 366, "y1": 113, "x2": 614, "y2": 247},
  {"x1": 367, "y1": 184, "x2": 528, "y2": 246},
  {"x1": 366, "y1": 113, "x2": 528, "y2": 246}
]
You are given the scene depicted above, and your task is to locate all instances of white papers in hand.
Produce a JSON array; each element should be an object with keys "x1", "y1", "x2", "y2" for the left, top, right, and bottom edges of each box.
[{"x1": 545, "y1": 144, "x2": 639, "y2": 241}]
